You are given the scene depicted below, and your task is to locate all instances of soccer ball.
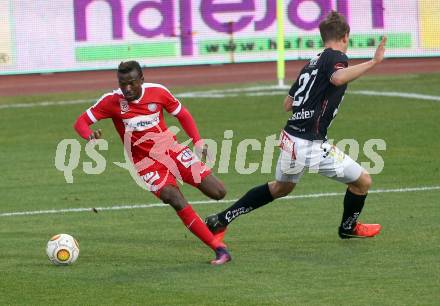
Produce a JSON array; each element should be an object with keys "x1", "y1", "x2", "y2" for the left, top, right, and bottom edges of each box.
[{"x1": 46, "y1": 233, "x2": 80, "y2": 265}]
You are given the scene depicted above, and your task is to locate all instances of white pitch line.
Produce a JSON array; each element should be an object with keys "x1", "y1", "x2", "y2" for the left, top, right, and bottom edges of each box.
[
  {"x1": 178, "y1": 90, "x2": 286, "y2": 99},
  {"x1": 0, "y1": 99, "x2": 92, "y2": 109},
  {"x1": 179, "y1": 89, "x2": 440, "y2": 100},
  {"x1": 1, "y1": 86, "x2": 440, "y2": 109},
  {"x1": 0, "y1": 85, "x2": 283, "y2": 109},
  {"x1": 349, "y1": 90, "x2": 440, "y2": 101},
  {"x1": 1, "y1": 186, "x2": 439, "y2": 218}
]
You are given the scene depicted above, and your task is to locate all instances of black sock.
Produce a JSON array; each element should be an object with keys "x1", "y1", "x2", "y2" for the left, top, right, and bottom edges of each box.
[
  {"x1": 339, "y1": 188, "x2": 367, "y2": 232},
  {"x1": 217, "y1": 183, "x2": 274, "y2": 225}
]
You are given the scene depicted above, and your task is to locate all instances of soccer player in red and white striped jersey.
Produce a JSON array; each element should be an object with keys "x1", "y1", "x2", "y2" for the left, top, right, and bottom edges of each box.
[{"x1": 74, "y1": 61, "x2": 230, "y2": 265}]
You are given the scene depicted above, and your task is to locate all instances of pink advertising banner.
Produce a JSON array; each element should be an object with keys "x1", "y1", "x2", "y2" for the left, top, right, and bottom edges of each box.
[{"x1": 0, "y1": 0, "x2": 439, "y2": 75}]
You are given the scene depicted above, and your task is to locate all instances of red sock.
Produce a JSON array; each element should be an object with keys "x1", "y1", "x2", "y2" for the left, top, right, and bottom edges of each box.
[{"x1": 177, "y1": 204, "x2": 225, "y2": 250}]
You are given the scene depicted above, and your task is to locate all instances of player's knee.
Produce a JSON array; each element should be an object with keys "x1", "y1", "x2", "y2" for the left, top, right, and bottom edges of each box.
[
  {"x1": 269, "y1": 181, "x2": 294, "y2": 198},
  {"x1": 361, "y1": 172, "x2": 372, "y2": 193},
  {"x1": 217, "y1": 185, "x2": 227, "y2": 200},
  {"x1": 159, "y1": 189, "x2": 174, "y2": 205},
  {"x1": 276, "y1": 188, "x2": 292, "y2": 198},
  {"x1": 200, "y1": 176, "x2": 227, "y2": 200},
  {"x1": 159, "y1": 186, "x2": 184, "y2": 209},
  {"x1": 351, "y1": 171, "x2": 372, "y2": 195},
  {"x1": 212, "y1": 184, "x2": 227, "y2": 200}
]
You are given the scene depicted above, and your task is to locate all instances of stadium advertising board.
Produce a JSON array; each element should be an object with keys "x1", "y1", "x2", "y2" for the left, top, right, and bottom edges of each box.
[
  {"x1": 0, "y1": 1, "x2": 13, "y2": 67},
  {"x1": 1, "y1": 0, "x2": 439, "y2": 74}
]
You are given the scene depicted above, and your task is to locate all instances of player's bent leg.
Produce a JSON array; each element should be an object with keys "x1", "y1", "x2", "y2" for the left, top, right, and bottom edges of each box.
[
  {"x1": 196, "y1": 174, "x2": 228, "y2": 243},
  {"x1": 347, "y1": 171, "x2": 372, "y2": 195},
  {"x1": 315, "y1": 148, "x2": 381, "y2": 239},
  {"x1": 339, "y1": 171, "x2": 381, "y2": 239},
  {"x1": 205, "y1": 181, "x2": 293, "y2": 235},
  {"x1": 197, "y1": 174, "x2": 227, "y2": 201},
  {"x1": 268, "y1": 181, "x2": 296, "y2": 199},
  {"x1": 159, "y1": 185, "x2": 187, "y2": 211},
  {"x1": 159, "y1": 185, "x2": 231, "y2": 264},
  {"x1": 206, "y1": 150, "x2": 300, "y2": 237},
  {"x1": 176, "y1": 150, "x2": 227, "y2": 201}
]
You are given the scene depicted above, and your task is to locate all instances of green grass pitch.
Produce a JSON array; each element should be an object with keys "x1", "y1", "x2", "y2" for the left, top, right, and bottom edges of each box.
[{"x1": 0, "y1": 73, "x2": 439, "y2": 305}]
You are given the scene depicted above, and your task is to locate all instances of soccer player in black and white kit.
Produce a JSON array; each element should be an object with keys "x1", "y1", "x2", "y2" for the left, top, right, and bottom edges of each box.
[{"x1": 206, "y1": 11, "x2": 387, "y2": 241}]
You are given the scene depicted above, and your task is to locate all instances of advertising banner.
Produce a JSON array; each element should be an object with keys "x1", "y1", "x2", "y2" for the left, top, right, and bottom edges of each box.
[
  {"x1": 0, "y1": 0, "x2": 13, "y2": 67},
  {"x1": 1, "y1": 0, "x2": 439, "y2": 75}
]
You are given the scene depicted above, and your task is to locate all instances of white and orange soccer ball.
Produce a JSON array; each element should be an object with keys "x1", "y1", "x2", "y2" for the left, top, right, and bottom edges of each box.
[{"x1": 46, "y1": 234, "x2": 80, "y2": 265}]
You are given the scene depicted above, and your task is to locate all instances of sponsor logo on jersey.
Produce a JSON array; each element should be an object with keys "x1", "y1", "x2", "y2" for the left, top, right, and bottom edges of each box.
[
  {"x1": 147, "y1": 103, "x2": 157, "y2": 112},
  {"x1": 119, "y1": 99, "x2": 129, "y2": 114},
  {"x1": 290, "y1": 109, "x2": 315, "y2": 120},
  {"x1": 122, "y1": 113, "x2": 160, "y2": 131}
]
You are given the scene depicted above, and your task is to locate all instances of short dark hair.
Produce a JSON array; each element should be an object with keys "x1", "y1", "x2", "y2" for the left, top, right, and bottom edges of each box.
[
  {"x1": 319, "y1": 11, "x2": 350, "y2": 43},
  {"x1": 117, "y1": 61, "x2": 143, "y2": 77}
]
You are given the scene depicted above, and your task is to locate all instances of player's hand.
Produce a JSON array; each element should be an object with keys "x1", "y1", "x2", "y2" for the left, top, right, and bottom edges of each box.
[
  {"x1": 372, "y1": 36, "x2": 387, "y2": 65},
  {"x1": 88, "y1": 129, "x2": 102, "y2": 141},
  {"x1": 195, "y1": 142, "x2": 212, "y2": 164},
  {"x1": 200, "y1": 144, "x2": 209, "y2": 161}
]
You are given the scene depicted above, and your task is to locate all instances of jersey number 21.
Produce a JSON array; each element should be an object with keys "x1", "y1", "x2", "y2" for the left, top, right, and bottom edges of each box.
[{"x1": 293, "y1": 69, "x2": 318, "y2": 107}]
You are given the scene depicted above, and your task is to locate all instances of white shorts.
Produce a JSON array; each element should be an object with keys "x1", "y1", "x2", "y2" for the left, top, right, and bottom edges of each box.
[{"x1": 275, "y1": 131, "x2": 363, "y2": 184}]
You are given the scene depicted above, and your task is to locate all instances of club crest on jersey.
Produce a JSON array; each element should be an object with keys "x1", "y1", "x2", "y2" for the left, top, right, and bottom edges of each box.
[
  {"x1": 120, "y1": 99, "x2": 129, "y2": 113},
  {"x1": 147, "y1": 103, "x2": 157, "y2": 112},
  {"x1": 177, "y1": 148, "x2": 199, "y2": 168}
]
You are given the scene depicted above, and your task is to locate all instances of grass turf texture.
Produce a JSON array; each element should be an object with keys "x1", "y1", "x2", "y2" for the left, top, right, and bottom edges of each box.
[{"x1": 0, "y1": 73, "x2": 439, "y2": 305}]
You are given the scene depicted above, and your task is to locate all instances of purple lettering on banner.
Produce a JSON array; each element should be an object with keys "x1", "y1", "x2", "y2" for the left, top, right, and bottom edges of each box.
[
  {"x1": 336, "y1": 0, "x2": 349, "y2": 22},
  {"x1": 254, "y1": 0, "x2": 276, "y2": 31},
  {"x1": 129, "y1": 1, "x2": 174, "y2": 38},
  {"x1": 288, "y1": 0, "x2": 331, "y2": 31},
  {"x1": 371, "y1": 0, "x2": 384, "y2": 28},
  {"x1": 180, "y1": 0, "x2": 193, "y2": 56},
  {"x1": 74, "y1": 0, "x2": 123, "y2": 41},
  {"x1": 200, "y1": 0, "x2": 255, "y2": 33}
]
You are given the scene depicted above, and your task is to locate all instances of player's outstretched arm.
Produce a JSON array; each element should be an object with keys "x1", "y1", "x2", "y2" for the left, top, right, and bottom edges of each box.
[
  {"x1": 175, "y1": 106, "x2": 201, "y2": 144},
  {"x1": 174, "y1": 107, "x2": 213, "y2": 161},
  {"x1": 331, "y1": 36, "x2": 387, "y2": 86},
  {"x1": 73, "y1": 112, "x2": 102, "y2": 141}
]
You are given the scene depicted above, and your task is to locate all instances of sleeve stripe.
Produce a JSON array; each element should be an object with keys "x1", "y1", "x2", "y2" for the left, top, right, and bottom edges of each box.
[
  {"x1": 92, "y1": 92, "x2": 114, "y2": 108},
  {"x1": 86, "y1": 108, "x2": 97, "y2": 123},
  {"x1": 170, "y1": 102, "x2": 182, "y2": 116}
]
